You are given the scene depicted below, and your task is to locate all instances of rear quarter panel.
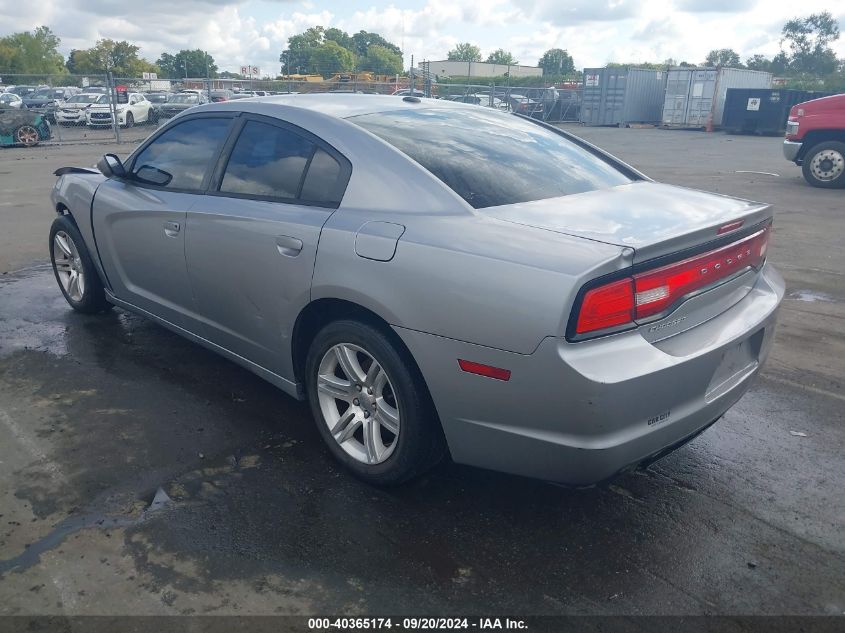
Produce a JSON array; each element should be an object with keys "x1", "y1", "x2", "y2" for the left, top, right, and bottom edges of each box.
[{"x1": 312, "y1": 209, "x2": 629, "y2": 355}]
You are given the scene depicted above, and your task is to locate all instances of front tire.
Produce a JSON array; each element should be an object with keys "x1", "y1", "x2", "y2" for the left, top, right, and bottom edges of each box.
[
  {"x1": 49, "y1": 215, "x2": 111, "y2": 314},
  {"x1": 802, "y1": 141, "x2": 845, "y2": 189},
  {"x1": 305, "y1": 320, "x2": 445, "y2": 485}
]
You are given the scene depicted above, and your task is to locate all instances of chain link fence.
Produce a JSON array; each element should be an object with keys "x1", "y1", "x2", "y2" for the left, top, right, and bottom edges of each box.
[{"x1": 1, "y1": 73, "x2": 581, "y2": 148}]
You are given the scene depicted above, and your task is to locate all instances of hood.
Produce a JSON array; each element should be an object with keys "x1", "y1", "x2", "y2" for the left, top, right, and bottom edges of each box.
[{"x1": 484, "y1": 181, "x2": 772, "y2": 263}]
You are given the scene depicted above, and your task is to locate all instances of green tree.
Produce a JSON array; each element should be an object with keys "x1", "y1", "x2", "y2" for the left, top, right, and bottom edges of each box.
[
  {"x1": 324, "y1": 27, "x2": 354, "y2": 52},
  {"x1": 705, "y1": 48, "x2": 742, "y2": 67},
  {"x1": 0, "y1": 26, "x2": 65, "y2": 74},
  {"x1": 309, "y1": 40, "x2": 356, "y2": 76},
  {"x1": 538, "y1": 48, "x2": 575, "y2": 76},
  {"x1": 781, "y1": 11, "x2": 840, "y2": 75},
  {"x1": 66, "y1": 39, "x2": 158, "y2": 77},
  {"x1": 282, "y1": 26, "x2": 327, "y2": 74},
  {"x1": 745, "y1": 54, "x2": 772, "y2": 72},
  {"x1": 156, "y1": 50, "x2": 217, "y2": 79},
  {"x1": 360, "y1": 44, "x2": 403, "y2": 75},
  {"x1": 447, "y1": 43, "x2": 482, "y2": 62},
  {"x1": 485, "y1": 49, "x2": 518, "y2": 65},
  {"x1": 351, "y1": 31, "x2": 402, "y2": 58}
]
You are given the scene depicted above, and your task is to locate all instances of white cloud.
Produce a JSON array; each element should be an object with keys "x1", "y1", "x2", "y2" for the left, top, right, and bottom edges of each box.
[{"x1": 0, "y1": 0, "x2": 843, "y2": 76}]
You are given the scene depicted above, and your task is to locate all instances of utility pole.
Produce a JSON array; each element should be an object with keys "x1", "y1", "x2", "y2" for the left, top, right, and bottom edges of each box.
[
  {"x1": 410, "y1": 54, "x2": 415, "y2": 94},
  {"x1": 107, "y1": 71, "x2": 121, "y2": 144}
]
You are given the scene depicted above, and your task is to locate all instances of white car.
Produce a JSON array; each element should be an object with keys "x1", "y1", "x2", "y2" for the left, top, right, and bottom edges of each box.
[
  {"x1": 0, "y1": 93, "x2": 23, "y2": 108},
  {"x1": 86, "y1": 92, "x2": 153, "y2": 128},
  {"x1": 54, "y1": 93, "x2": 105, "y2": 125}
]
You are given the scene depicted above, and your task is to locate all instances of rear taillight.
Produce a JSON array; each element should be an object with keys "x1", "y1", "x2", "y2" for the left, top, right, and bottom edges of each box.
[
  {"x1": 576, "y1": 278, "x2": 634, "y2": 334},
  {"x1": 573, "y1": 225, "x2": 771, "y2": 338}
]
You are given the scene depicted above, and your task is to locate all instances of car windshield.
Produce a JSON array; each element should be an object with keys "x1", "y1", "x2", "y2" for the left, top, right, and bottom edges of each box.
[
  {"x1": 67, "y1": 94, "x2": 102, "y2": 104},
  {"x1": 0, "y1": 94, "x2": 18, "y2": 103},
  {"x1": 169, "y1": 94, "x2": 198, "y2": 104},
  {"x1": 95, "y1": 95, "x2": 112, "y2": 104},
  {"x1": 351, "y1": 108, "x2": 631, "y2": 209},
  {"x1": 146, "y1": 94, "x2": 168, "y2": 103},
  {"x1": 31, "y1": 89, "x2": 53, "y2": 99}
]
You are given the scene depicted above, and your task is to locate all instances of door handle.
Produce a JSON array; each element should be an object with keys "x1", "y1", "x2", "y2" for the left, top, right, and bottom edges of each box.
[
  {"x1": 276, "y1": 235, "x2": 303, "y2": 257},
  {"x1": 163, "y1": 220, "x2": 180, "y2": 238}
]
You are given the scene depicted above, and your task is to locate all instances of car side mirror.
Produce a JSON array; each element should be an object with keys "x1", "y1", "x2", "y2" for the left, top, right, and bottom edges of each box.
[
  {"x1": 134, "y1": 165, "x2": 173, "y2": 187},
  {"x1": 97, "y1": 154, "x2": 126, "y2": 179}
]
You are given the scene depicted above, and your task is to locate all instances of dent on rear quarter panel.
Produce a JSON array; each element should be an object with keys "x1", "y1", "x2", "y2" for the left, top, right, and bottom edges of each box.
[{"x1": 311, "y1": 209, "x2": 627, "y2": 355}]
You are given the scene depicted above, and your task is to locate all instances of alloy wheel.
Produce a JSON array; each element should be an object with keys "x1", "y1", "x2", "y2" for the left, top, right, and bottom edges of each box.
[
  {"x1": 316, "y1": 343, "x2": 401, "y2": 465},
  {"x1": 53, "y1": 231, "x2": 86, "y2": 302},
  {"x1": 15, "y1": 125, "x2": 39, "y2": 147}
]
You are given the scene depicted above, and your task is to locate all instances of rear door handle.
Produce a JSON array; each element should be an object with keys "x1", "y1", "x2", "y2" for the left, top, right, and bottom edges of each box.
[
  {"x1": 163, "y1": 220, "x2": 181, "y2": 237},
  {"x1": 276, "y1": 235, "x2": 303, "y2": 257}
]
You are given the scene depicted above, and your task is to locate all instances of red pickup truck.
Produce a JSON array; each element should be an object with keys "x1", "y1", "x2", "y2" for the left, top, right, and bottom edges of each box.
[{"x1": 783, "y1": 93, "x2": 845, "y2": 188}]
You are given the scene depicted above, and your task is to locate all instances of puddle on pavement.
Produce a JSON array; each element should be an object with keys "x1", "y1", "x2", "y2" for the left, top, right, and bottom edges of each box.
[{"x1": 787, "y1": 289, "x2": 838, "y2": 303}]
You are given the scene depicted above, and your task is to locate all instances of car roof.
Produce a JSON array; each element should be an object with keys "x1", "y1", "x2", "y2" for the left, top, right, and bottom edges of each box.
[{"x1": 199, "y1": 93, "x2": 480, "y2": 119}]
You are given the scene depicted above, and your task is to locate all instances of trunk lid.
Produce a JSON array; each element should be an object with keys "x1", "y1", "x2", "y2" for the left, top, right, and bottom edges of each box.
[{"x1": 485, "y1": 181, "x2": 772, "y2": 264}]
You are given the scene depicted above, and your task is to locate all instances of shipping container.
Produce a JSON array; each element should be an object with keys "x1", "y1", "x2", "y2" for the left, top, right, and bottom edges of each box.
[
  {"x1": 580, "y1": 67, "x2": 667, "y2": 126},
  {"x1": 661, "y1": 67, "x2": 772, "y2": 128},
  {"x1": 722, "y1": 88, "x2": 835, "y2": 135}
]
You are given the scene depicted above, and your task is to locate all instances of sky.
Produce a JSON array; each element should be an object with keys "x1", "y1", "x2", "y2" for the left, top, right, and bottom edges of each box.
[{"x1": 2, "y1": 0, "x2": 844, "y2": 75}]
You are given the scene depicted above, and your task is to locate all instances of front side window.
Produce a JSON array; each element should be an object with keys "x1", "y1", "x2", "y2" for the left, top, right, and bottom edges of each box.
[
  {"x1": 220, "y1": 120, "x2": 315, "y2": 200},
  {"x1": 132, "y1": 118, "x2": 230, "y2": 190},
  {"x1": 351, "y1": 108, "x2": 631, "y2": 209}
]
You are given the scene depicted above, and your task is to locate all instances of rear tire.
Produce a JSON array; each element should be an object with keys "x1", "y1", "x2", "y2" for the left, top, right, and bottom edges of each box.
[
  {"x1": 49, "y1": 215, "x2": 111, "y2": 314},
  {"x1": 305, "y1": 320, "x2": 445, "y2": 485},
  {"x1": 802, "y1": 141, "x2": 845, "y2": 189},
  {"x1": 124, "y1": 112, "x2": 134, "y2": 128},
  {"x1": 14, "y1": 125, "x2": 40, "y2": 147}
]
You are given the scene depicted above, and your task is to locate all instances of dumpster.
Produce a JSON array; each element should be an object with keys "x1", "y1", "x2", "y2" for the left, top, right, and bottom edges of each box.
[{"x1": 722, "y1": 88, "x2": 835, "y2": 135}]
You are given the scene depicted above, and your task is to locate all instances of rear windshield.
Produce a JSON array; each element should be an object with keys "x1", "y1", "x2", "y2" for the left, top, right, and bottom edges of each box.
[
  {"x1": 350, "y1": 108, "x2": 631, "y2": 209},
  {"x1": 169, "y1": 94, "x2": 199, "y2": 104}
]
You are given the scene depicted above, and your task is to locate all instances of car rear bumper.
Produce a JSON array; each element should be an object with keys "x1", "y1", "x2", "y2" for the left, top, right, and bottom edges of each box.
[
  {"x1": 783, "y1": 139, "x2": 802, "y2": 162},
  {"x1": 395, "y1": 262, "x2": 784, "y2": 485}
]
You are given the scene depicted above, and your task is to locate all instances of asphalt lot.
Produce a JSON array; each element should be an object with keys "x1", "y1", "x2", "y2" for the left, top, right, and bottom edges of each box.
[{"x1": 0, "y1": 125, "x2": 843, "y2": 617}]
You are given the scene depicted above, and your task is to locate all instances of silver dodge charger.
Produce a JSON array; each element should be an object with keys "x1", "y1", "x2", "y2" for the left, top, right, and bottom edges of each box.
[{"x1": 49, "y1": 95, "x2": 784, "y2": 485}]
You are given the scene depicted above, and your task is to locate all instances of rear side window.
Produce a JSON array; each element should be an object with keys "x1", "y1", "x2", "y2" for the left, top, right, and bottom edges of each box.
[
  {"x1": 219, "y1": 120, "x2": 346, "y2": 205},
  {"x1": 132, "y1": 117, "x2": 230, "y2": 190},
  {"x1": 351, "y1": 108, "x2": 631, "y2": 209},
  {"x1": 220, "y1": 121, "x2": 314, "y2": 199}
]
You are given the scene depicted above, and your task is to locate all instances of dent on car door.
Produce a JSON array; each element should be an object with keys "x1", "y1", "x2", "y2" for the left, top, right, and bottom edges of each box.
[
  {"x1": 185, "y1": 116, "x2": 350, "y2": 378},
  {"x1": 92, "y1": 116, "x2": 233, "y2": 329}
]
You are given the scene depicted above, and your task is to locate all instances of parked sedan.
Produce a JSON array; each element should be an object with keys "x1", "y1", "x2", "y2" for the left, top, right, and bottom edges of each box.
[
  {"x1": 0, "y1": 93, "x2": 23, "y2": 109},
  {"x1": 54, "y1": 92, "x2": 105, "y2": 125},
  {"x1": 1, "y1": 108, "x2": 51, "y2": 146},
  {"x1": 49, "y1": 95, "x2": 783, "y2": 485},
  {"x1": 142, "y1": 92, "x2": 172, "y2": 123},
  {"x1": 22, "y1": 87, "x2": 81, "y2": 116},
  {"x1": 157, "y1": 91, "x2": 208, "y2": 119},
  {"x1": 86, "y1": 93, "x2": 153, "y2": 127}
]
